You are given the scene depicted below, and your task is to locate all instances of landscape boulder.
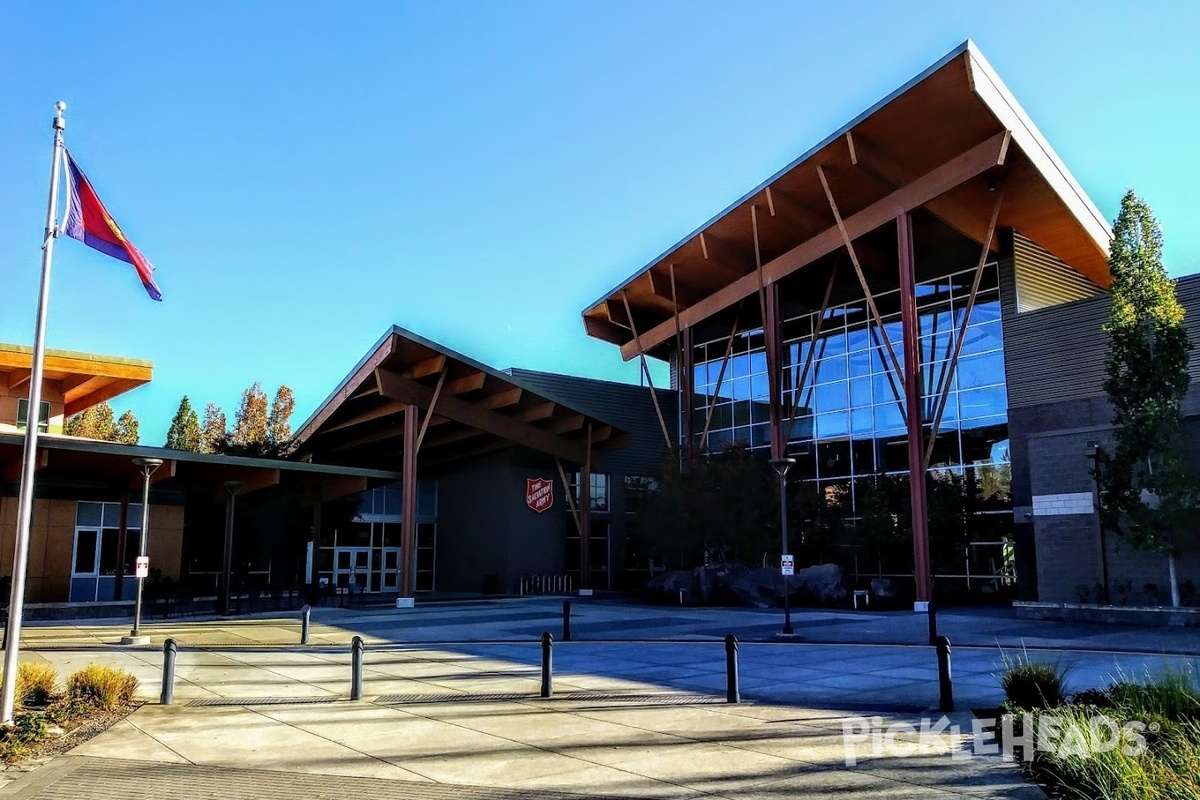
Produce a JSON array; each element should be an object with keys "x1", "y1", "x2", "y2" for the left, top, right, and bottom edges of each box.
[{"x1": 792, "y1": 563, "x2": 847, "y2": 604}]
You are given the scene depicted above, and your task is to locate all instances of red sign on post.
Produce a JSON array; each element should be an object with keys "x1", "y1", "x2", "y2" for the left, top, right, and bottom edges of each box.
[{"x1": 525, "y1": 478, "x2": 554, "y2": 513}]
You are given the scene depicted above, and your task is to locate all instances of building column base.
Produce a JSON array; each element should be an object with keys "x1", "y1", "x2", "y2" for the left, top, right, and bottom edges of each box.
[{"x1": 395, "y1": 597, "x2": 415, "y2": 609}]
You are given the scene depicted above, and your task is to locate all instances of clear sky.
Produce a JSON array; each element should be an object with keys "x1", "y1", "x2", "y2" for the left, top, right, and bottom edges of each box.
[{"x1": 2, "y1": 1, "x2": 1198, "y2": 445}]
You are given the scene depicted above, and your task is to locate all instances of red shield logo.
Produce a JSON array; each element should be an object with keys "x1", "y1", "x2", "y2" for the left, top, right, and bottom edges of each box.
[{"x1": 525, "y1": 478, "x2": 554, "y2": 513}]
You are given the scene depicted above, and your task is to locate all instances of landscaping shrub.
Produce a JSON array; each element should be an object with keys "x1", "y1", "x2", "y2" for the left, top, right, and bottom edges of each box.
[
  {"x1": 66, "y1": 665, "x2": 138, "y2": 711},
  {"x1": 15, "y1": 663, "x2": 58, "y2": 706},
  {"x1": 999, "y1": 648, "x2": 1069, "y2": 710}
]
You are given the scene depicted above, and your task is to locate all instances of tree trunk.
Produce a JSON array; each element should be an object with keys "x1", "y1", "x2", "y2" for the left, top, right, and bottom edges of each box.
[{"x1": 1168, "y1": 552, "x2": 1181, "y2": 608}]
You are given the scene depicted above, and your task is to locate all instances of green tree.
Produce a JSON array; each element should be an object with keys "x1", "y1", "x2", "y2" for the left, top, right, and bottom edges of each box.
[
  {"x1": 64, "y1": 402, "x2": 142, "y2": 444},
  {"x1": 634, "y1": 443, "x2": 776, "y2": 568},
  {"x1": 164, "y1": 395, "x2": 203, "y2": 451},
  {"x1": 230, "y1": 381, "x2": 270, "y2": 449},
  {"x1": 1095, "y1": 190, "x2": 1195, "y2": 607},
  {"x1": 201, "y1": 402, "x2": 227, "y2": 454},
  {"x1": 114, "y1": 410, "x2": 139, "y2": 445},
  {"x1": 266, "y1": 385, "x2": 295, "y2": 450}
]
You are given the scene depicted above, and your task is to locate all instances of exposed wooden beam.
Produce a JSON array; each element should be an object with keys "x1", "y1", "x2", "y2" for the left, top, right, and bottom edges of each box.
[
  {"x1": 421, "y1": 426, "x2": 488, "y2": 450},
  {"x1": 319, "y1": 399, "x2": 407, "y2": 435},
  {"x1": 551, "y1": 413, "x2": 585, "y2": 434},
  {"x1": 484, "y1": 387, "x2": 522, "y2": 409},
  {"x1": 698, "y1": 231, "x2": 752, "y2": 274},
  {"x1": 519, "y1": 401, "x2": 556, "y2": 422},
  {"x1": 447, "y1": 371, "x2": 486, "y2": 395},
  {"x1": 406, "y1": 354, "x2": 447, "y2": 379},
  {"x1": 319, "y1": 474, "x2": 369, "y2": 502},
  {"x1": 374, "y1": 367, "x2": 585, "y2": 463},
  {"x1": 6, "y1": 369, "x2": 31, "y2": 391},
  {"x1": 619, "y1": 132, "x2": 1012, "y2": 360},
  {"x1": 621, "y1": 290, "x2": 675, "y2": 451},
  {"x1": 415, "y1": 369, "x2": 447, "y2": 451},
  {"x1": 326, "y1": 422, "x2": 404, "y2": 452}
]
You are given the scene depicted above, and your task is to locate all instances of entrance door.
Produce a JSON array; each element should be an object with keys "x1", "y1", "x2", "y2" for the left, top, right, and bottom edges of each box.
[
  {"x1": 379, "y1": 547, "x2": 401, "y2": 592},
  {"x1": 70, "y1": 527, "x2": 138, "y2": 602},
  {"x1": 334, "y1": 548, "x2": 372, "y2": 591}
]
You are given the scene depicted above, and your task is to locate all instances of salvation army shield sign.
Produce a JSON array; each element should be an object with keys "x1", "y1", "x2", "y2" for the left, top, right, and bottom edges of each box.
[{"x1": 525, "y1": 478, "x2": 554, "y2": 513}]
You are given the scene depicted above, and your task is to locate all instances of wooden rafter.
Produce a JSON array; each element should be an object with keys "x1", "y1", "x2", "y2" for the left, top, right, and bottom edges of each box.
[
  {"x1": 618, "y1": 132, "x2": 1012, "y2": 360},
  {"x1": 374, "y1": 367, "x2": 585, "y2": 463}
]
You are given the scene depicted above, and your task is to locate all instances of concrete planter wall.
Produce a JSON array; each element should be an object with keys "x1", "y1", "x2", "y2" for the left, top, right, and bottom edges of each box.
[{"x1": 1014, "y1": 600, "x2": 1200, "y2": 627}]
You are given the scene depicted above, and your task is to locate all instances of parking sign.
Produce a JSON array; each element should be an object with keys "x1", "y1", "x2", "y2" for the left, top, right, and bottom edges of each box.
[{"x1": 781, "y1": 554, "x2": 794, "y2": 576}]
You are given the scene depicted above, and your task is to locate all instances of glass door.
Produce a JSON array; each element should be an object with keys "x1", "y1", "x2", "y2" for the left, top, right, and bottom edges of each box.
[
  {"x1": 70, "y1": 529, "x2": 101, "y2": 602},
  {"x1": 379, "y1": 547, "x2": 401, "y2": 592},
  {"x1": 333, "y1": 547, "x2": 371, "y2": 591}
]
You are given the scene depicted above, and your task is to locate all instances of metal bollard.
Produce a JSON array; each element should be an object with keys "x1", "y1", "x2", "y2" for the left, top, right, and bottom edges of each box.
[
  {"x1": 301, "y1": 604, "x2": 311, "y2": 645},
  {"x1": 160, "y1": 638, "x2": 178, "y2": 705},
  {"x1": 562, "y1": 600, "x2": 572, "y2": 642},
  {"x1": 927, "y1": 600, "x2": 939, "y2": 646},
  {"x1": 540, "y1": 631, "x2": 553, "y2": 698},
  {"x1": 935, "y1": 635, "x2": 954, "y2": 712},
  {"x1": 351, "y1": 635, "x2": 365, "y2": 700},
  {"x1": 725, "y1": 634, "x2": 740, "y2": 704}
]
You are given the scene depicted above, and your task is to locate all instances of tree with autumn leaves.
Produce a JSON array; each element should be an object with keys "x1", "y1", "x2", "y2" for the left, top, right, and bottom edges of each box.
[
  {"x1": 64, "y1": 402, "x2": 140, "y2": 444},
  {"x1": 166, "y1": 383, "x2": 296, "y2": 456}
]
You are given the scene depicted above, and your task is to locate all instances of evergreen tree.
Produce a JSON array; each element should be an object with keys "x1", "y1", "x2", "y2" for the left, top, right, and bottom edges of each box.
[
  {"x1": 114, "y1": 410, "x2": 140, "y2": 445},
  {"x1": 230, "y1": 382, "x2": 270, "y2": 448},
  {"x1": 165, "y1": 395, "x2": 203, "y2": 451},
  {"x1": 64, "y1": 402, "x2": 118, "y2": 440},
  {"x1": 201, "y1": 402, "x2": 227, "y2": 454},
  {"x1": 266, "y1": 385, "x2": 295, "y2": 449},
  {"x1": 1095, "y1": 190, "x2": 1195, "y2": 607}
]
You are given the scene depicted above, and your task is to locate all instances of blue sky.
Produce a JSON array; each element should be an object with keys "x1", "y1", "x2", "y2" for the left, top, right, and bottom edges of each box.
[{"x1": 2, "y1": 1, "x2": 1198, "y2": 445}]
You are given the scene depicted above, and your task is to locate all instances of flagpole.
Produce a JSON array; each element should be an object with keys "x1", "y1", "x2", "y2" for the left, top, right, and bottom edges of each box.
[{"x1": 1, "y1": 101, "x2": 67, "y2": 725}]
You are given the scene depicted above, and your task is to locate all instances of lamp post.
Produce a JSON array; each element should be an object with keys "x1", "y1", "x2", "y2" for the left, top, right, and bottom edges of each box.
[
  {"x1": 769, "y1": 457, "x2": 797, "y2": 636},
  {"x1": 1084, "y1": 441, "x2": 1111, "y2": 605},
  {"x1": 221, "y1": 481, "x2": 243, "y2": 616},
  {"x1": 123, "y1": 457, "x2": 162, "y2": 645}
]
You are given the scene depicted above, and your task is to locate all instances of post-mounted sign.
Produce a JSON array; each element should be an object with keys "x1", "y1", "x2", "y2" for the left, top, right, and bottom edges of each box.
[
  {"x1": 781, "y1": 554, "x2": 794, "y2": 577},
  {"x1": 135, "y1": 556, "x2": 150, "y2": 579},
  {"x1": 525, "y1": 478, "x2": 554, "y2": 513}
]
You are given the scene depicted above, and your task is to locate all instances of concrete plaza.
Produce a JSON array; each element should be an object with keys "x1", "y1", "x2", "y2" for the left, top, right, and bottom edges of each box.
[{"x1": 3, "y1": 597, "x2": 1197, "y2": 798}]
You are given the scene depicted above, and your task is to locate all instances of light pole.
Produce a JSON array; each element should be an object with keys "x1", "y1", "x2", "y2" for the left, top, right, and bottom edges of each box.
[
  {"x1": 123, "y1": 457, "x2": 162, "y2": 645},
  {"x1": 221, "y1": 481, "x2": 244, "y2": 616},
  {"x1": 769, "y1": 457, "x2": 796, "y2": 635}
]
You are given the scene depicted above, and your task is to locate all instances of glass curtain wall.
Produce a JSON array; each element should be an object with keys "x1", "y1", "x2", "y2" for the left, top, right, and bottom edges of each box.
[{"x1": 690, "y1": 262, "x2": 1013, "y2": 596}]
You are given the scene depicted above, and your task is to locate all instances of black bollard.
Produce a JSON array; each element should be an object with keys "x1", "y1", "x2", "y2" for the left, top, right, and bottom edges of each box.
[
  {"x1": 301, "y1": 604, "x2": 311, "y2": 645},
  {"x1": 160, "y1": 638, "x2": 178, "y2": 705},
  {"x1": 927, "y1": 600, "x2": 939, "y2": 646},
  {"x1": 725, "y1": 634, "x2": 740, "y2": 704},
  {"x1": 562, "y1": 600, "x2": 572, "y2": 642},
  {"x1": 540, "y1": 631, "x2": 554, "y2": 698},
  {"x1": 351, "y1": 635, "x2": 365, "y2": 700},
  {"x1": 935, "y1": 635, "x2": 954, "y2": 712}
]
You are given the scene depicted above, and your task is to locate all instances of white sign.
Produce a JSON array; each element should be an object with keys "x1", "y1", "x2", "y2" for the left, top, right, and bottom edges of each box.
[
  {"x1": 781, "y1": 554, "x2": 794, "y2": 576},
  {"x1": 135, "y1": 556, "x2": 149, "y2": 579}
]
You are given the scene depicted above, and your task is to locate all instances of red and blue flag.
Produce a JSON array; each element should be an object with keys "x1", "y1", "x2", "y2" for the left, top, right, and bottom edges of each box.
[{"x1": 63, "y1": 152, "x2": 162, "y2": 301}]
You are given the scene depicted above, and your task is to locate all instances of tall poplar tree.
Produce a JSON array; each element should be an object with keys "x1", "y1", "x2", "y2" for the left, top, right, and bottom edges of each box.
[
  {"x1": 230, "y1": 382, "x2": 270, "y2": 448},
  {"x1": 165, "y1": 395, "x2": 203, "y2": 451},
  {"x1": 266, "y1": 385, "x2": 295, "y2": 449},
  {"x1": 201, "y1": 402, "x2": 227, "y2": 454},
  {"x1": 1096, "y1": 190, "x2": 1195, "y2": 607}
]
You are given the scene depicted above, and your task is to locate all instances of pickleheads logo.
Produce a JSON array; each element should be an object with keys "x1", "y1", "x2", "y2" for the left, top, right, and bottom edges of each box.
[{"x1": 840, "y1": 714, "x2": 1152, "y2": 766}]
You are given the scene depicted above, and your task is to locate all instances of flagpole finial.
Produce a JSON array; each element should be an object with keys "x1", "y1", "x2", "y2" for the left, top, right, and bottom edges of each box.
[{"x1": 53, "y1": 101, "x2": 66, "y2": 131}]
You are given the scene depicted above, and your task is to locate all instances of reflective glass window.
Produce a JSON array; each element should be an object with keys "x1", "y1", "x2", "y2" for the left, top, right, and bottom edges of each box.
[
  {"x1": 957, "y1": 386, "x2": 1008, "y2": 420},
  {"x1": 818, "y1": 439, "x2": 852, "y2": 478},
  {"x1": 850, "y1": 377, "x2": 872, "y2": 406},
  {"x1": 956, "y1": 350, "x2": 1006, "y2": 391},
  {"x1": 816, "y1": 411, "x2": 848, "y2": 439},
  {"x1": 814, "y1": 382, "x2": 849, "y2": 413}
]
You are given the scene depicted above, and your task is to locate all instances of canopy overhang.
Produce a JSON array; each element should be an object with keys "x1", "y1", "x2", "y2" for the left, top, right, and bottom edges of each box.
[
  {"x1": 0, "y1": 344, "x2": 152, "y2": 416},
  {"x1": 582, "y1": 41, "x2": 1112, "y2": 361},
  {"x1": 296, "y1": 327, "x2": 627, "y2": 469}
]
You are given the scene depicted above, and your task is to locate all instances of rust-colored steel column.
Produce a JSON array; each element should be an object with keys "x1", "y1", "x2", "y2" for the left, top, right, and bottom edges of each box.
[
  {"x1": 897, "y1": 212, "x2": 932, "y2": 606},
  {"x1": 681, "y1": 326, "x2": 695, "y2": 463},
  {"x1": 400, "y1": 403, "x2": 418, "y2": 599},
  {"x1": 764, "y1": 281, "x2": 784, "y2": 460},
  {"x1": 579, "y1": 431, "x2": 592, "y2": 590}
]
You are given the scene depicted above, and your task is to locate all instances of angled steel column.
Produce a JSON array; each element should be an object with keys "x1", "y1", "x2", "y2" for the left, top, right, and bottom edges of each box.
[
  {"x1": 400, "y1": 404, "x2": 418, "y2": 599},
  {"x1": 897, "y1": 212, "x2": 932, "y2": 608},
  {"x1": 681, "y1": 326, "x2": 695, "y2": 463},
  {"x1": 764, "y1": 281, "x2": 784, "y2": 460}
]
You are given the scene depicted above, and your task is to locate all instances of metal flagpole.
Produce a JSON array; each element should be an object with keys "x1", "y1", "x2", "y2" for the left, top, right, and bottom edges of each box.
[{"x1": 0, "y1": 101, "x2": 67, "y2": 724}]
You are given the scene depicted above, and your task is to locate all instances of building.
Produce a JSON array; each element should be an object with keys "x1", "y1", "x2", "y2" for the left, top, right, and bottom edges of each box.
[{"x1": 580, "y1": 40, "x2": 1195, "y2": 606}]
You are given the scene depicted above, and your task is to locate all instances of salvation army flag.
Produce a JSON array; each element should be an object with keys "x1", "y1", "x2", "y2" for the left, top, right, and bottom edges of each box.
[{"x1": 62, "y1": 151, "x2": 162, "y2": 301}]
